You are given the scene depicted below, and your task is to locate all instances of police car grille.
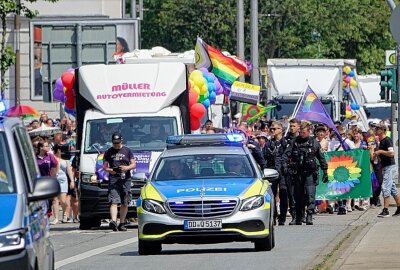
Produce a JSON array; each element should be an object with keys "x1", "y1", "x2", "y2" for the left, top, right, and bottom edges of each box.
[{"x1": 168, "y1": 200, "x2": 237, "y2": 218}]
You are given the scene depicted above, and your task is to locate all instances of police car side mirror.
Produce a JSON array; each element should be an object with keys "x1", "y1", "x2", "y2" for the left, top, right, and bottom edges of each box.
[
  {"x1": 131, "y1": 172, "x2": 148, "y2": 182},
  {"x1": 262, "y1": 168, "x2": 279, "y2": 181},
  {"x1": 29, "y1": 176, "x2": 60, "y2": 202}
]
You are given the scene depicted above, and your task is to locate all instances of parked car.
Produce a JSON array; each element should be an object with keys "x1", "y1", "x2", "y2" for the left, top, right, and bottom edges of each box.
[{"x1": 0, "y1": 116, "x2": 60, "y2": 269}]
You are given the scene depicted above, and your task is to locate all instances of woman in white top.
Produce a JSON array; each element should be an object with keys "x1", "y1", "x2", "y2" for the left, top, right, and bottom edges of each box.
[{"x1": 51, "y1": 144, "x2": 74, "y2": 224}]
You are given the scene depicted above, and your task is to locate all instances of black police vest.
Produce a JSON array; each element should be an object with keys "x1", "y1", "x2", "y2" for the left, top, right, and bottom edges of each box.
[{"x1": 291, "y1": 137, "x2": 318, "y2": 172}]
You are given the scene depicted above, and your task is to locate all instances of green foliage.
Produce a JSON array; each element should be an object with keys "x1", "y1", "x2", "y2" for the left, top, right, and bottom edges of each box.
[
  {"x1": 0, "y1": 0, "x2": 59, "y2": 100},
  {"x1": 141, "y1": 0, "x2": 396, "y2": 75}
]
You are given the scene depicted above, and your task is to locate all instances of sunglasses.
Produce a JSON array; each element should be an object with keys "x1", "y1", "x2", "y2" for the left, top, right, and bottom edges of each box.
[{"x1": 270, "y1": 128, "x2": 281, "y2": 131}]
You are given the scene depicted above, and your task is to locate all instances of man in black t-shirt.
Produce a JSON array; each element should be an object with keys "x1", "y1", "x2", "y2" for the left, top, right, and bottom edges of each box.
[
  {"x1": 103, "y1": 132, "x2": 136, "y2": 231},
  {"x1": 373, "y1": 124, "x2": 400, "y2": 217}
]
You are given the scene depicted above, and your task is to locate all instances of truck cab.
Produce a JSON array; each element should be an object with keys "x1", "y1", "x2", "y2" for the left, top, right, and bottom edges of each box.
[
  {"x1": 75, "y1": 62, "x2": 190, "y2": 229},
  {"x1": 267, "y1": 59, "x2": 369, "y2": 131}
]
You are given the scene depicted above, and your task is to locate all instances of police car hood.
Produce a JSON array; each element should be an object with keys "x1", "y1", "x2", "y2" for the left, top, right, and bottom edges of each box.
[{"x1": 152, "y1": 178, "x2": 257, "y2": 198}]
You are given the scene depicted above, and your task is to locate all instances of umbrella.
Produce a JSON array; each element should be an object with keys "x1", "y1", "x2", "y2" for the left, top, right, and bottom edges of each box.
[
  {"x1": 5, "y1": 105, "x2": 40, "y2": 119},
  {"x1": 28, "y1": 126, "x2": 62, "y2": 137}
]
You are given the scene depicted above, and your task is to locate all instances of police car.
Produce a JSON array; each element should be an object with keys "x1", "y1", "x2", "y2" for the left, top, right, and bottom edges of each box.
[
  {"x1": 0, "y1": 116, "x2": 60, "y2": 269},
  {"x1": 137, "y1": 134, "x2": 278, "y2": 255}
]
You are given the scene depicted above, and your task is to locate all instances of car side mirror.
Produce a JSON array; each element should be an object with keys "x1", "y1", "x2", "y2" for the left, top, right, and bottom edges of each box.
[
  {"x1": 262, "y1": 168, "x2": 279, "y2": 181},
  {"x1": 131, "y1": 172, "x2": 148, "y2": 182},
  {"x1": 28, "y1": 176, "x2": 60, "y2": 202}
]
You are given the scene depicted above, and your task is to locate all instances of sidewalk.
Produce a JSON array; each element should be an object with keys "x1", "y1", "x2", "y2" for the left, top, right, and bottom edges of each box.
[{"x1": 335, "y1": 206, "x2": 400, "y2": 270}]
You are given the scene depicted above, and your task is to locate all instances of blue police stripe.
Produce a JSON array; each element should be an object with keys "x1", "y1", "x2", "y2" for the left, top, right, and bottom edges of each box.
[
  {"x1": 152, "y1": 178, "x2": 257, "y2": 199},
  {"x1": 0, "y1": 194, "x2": 17, "y2": 229}
]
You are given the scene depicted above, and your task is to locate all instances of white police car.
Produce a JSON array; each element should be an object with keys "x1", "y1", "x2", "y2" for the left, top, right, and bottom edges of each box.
[
  {"x1": 0, "y1": 116, "x2": 60, "y2": 269},
  {"x1": 137, "y1": 134, "x2": 278, "y2": 255}
]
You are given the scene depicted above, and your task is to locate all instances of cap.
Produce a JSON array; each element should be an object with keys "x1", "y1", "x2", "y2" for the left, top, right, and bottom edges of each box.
[
  {"x1": 372, "y1": 123, "x2": 387, "y2": 130},
  {"x1": 112, "y1": 132, "x2": 122, "y2": 143}
]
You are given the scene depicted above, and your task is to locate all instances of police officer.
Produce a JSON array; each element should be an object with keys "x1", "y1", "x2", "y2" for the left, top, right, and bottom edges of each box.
[
  {"x1": 283, "y1": 121, "x2": 328, "y2": 225},
  {"x1": 283, "y1": 118, "x2": 301, "y2": 225},
  {"x1": 103, "y1": 132, "x2": 136, "y2": 231},
  {"x1": 263, "y1": 121, "x2": 286, "y2": 225}
]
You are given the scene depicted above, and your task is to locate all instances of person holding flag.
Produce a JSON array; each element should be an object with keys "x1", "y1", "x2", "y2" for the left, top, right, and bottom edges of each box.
[{"x1": 282, "y1": 121, "x2": 328, "y2": 225}]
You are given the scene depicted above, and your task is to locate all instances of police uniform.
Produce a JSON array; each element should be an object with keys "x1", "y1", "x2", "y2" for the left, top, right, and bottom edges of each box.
[
  {"x1": 281, "y1": 133, "x2": 297, "y2": 225},
  {"x1": 283, "y1": 136, "x2": 328, "y2": 225}
]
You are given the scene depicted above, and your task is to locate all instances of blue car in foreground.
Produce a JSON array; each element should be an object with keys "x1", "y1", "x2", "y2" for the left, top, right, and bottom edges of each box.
[
  {"x1": 0, "y1": 117, "x2": 60, "y2": 269},
  {"x1": 137, "y1": 134, "x2": 278, "y2": 255}
]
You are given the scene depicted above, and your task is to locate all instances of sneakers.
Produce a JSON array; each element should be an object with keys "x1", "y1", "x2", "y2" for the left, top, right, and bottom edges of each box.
[
  {"x1": 118, "y1": 222, "x2": 127, "y2": 231},
  {"x1": 392, "y1": 207, "x2": 400, "y2": 217},
  {"x1": 50, "y1": 219, "x2": 59, "y2": 225},
  {"x1": 378, "y1": 208, "x2": 390, "y2": 218},
  {"x1": 109, "y1": 221, "x2": 118, "y2": 231}
]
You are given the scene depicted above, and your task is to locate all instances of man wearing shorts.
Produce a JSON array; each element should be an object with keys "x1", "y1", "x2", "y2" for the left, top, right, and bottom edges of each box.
[
  {"x1": 373, "y1": 124, "x2": 400, "y2": 217},
  {"x1": 103, "y1": 133, "x2": 136, "y2": 231}
]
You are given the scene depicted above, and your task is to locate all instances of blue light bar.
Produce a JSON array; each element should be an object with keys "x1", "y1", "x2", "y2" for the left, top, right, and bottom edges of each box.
[{"x1": 166, "y1": 134, "x2": 244, "y2": 146}]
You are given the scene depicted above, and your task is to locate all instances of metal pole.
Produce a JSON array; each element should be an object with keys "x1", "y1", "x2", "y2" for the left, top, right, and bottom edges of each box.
[
  {"x1": 250, "y1": 0, "x2": 259, "y2": 85},
  {"x1": 386, "y1": 0, "x2": 399, "y2": 182},
  {"x1": 386, "y1": 0, "x2": 396, "y2": 11},
  {"x1": 14, "y1": 1, "x2": 20, "y2": 105},
  {"x1": 237, "y1": 0, "x2": 245, "y2": 82},
  {"x1": 131, "y1": 0, "x2": 137, "y2": 19}
]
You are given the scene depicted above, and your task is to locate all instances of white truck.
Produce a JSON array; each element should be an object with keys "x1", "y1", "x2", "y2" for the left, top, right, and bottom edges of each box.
[
  {"x1": 75, "y1": 62, "x2": 190, "y2": 229},
  {"x1": 266, "y1": 59, "x2": 369, "y2": 130},
  {"x1": 358, "y1": 74, "x2": 392, "y2": 122}
]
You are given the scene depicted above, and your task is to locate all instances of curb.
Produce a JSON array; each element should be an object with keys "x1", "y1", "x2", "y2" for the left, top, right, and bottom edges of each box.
[{"x1": 305, "y1": 208, "x2": 377, "y2": 270}]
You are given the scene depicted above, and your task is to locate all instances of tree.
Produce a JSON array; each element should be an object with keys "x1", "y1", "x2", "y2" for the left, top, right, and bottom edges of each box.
[
  {"x1": 141, "y1": 0, "x2": 396, "y2": 75},
  {"x1": 142, "y1": 0, "x2": 237, "y2": 53},
  {"x1": 0, "y1": 0, "x2": 58, "y2": 100}
]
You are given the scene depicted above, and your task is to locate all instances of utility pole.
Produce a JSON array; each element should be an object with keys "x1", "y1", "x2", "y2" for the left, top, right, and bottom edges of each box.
[
  {"x1": 250, "y1": 0, "x2": 259, "y2": 85},
  {"x1": 14, "y1": 0, "x2": 21, "y2": 105},
  {"x1": 237, "y1": 0, "x2": 245, "y2": 82},
  {"x1": 387, "y1": 0, "x2": 400, "y2": 183}
]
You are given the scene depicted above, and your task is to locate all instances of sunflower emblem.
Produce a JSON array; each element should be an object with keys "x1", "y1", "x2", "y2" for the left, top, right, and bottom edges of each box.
[{"x1": 326, "y1": 154, "x2": 362, "y2": 195}]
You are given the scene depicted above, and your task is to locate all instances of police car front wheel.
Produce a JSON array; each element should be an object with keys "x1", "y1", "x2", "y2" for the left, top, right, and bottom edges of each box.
[{"x1": 254, "y1": 221, "x2": 275, "y2": 251}]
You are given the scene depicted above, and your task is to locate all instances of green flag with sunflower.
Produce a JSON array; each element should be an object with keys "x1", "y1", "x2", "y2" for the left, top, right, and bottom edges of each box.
[{"x1": 316, "y1": 149, "x2": 372, "y2": 200}]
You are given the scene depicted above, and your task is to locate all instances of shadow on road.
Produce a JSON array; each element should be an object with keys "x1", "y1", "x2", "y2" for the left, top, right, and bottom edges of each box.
[{"x1": 120, "y1": 247, "x2": 256, "y2": 257}]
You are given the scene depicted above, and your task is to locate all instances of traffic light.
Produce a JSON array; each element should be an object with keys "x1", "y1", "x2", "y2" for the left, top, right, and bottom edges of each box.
[{"x1": 380, "y1": 68, "x2": 398, "y2": 103}]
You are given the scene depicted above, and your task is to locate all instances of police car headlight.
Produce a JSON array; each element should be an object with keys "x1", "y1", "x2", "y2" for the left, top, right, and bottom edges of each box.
[
  {"x1": 142, "y1": 199, "x2": 166, "y2": 214},
  {"x1": 240, "y1": 196, "x2": 264, "y2": 211},
  {"x1": 0, "y1": 230, "x2": 25, "y2": 253}
]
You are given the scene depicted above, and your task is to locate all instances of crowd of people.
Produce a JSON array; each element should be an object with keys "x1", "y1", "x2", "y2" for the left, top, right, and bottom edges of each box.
[
  {"x1": 201, "y1": 116, "x2": 400, "y2": 224},
  {"x1": 26, "y1": 110, "x2": 400, "y2": 228},
  {"x1": 28, "y1": 113, "x2": 79, "y2": 224}
]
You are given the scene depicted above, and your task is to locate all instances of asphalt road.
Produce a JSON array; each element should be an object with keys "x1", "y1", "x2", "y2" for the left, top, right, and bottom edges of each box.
[{"x1": 51, "y1": 210, "x2": 368, "y2": 270}]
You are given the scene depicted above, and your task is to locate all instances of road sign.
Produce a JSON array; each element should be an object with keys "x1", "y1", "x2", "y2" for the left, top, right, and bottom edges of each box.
[
  {"x1": 390, "y1": 5, "x2": 400, "y2": 44},
  {"x1": 386, "y1": 50, "x2": 396, "y2": 67}
]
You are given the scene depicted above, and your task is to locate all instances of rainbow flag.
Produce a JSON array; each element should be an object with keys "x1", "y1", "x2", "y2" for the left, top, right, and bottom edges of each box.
[
  {"x1": 241, "y1": 103, "x2": 275, "y2": 123},
  {"x1": 195, "y1": 37, "x2": 249, "y2": 90},
  {"x1": 294, "y1": 86, "x2": 349, "y2": 150}
]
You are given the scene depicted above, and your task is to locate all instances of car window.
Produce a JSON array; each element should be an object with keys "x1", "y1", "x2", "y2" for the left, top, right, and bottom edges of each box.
[
  {"x1": 0, "y1": 133, "x2": 16, "y2": 193},
  {"x1": 14, "y1": 127, "x2": 39, "y2": 192},
  {"x1": 153, "y1": 154, "x2": 255, "y2": 181}
]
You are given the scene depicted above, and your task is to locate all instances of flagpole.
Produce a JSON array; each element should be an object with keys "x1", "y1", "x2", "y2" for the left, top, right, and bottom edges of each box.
[{"x1": 284, "y1": 84, "x2": 308, "y2": 137}]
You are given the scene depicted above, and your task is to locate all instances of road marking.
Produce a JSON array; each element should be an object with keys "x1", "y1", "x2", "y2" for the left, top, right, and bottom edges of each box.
[{"x1": 55, "y1": 237, "x2": 138, "y2": 269}]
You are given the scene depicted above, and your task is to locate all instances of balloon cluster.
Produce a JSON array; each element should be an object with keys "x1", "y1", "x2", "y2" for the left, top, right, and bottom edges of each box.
[
  {"x1": 350, "y1": 102, "x2": 360, "y2": 111},
  {"x1": 53, "y1": 68, "x2": 76, "y2": 116},
  {"x1": 345, "y1": 105, "x2": 352, "y2": 119},
  {"x1": 342, "y1": 66, "x2": 357, "y2": 95},
  {"x1": 188, "y1": 68, "x2": 224, "y2": 130}
]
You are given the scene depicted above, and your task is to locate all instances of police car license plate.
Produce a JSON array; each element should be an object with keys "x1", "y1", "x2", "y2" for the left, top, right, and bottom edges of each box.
[{"x1": 184, "y1": 220, "x2": 222, "y2": 230}]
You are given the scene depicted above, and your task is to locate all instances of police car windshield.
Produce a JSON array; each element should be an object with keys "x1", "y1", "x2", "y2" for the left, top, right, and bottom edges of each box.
[
  {"x1": 0, "y1": 133, "x2": 16, "y2": 193},
  {"x1": 84, "y1": 116, "x2": 178, "y2": 153},
  {"x1": 153, "y1": 154, "x2": 255, "y2": 181}
]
